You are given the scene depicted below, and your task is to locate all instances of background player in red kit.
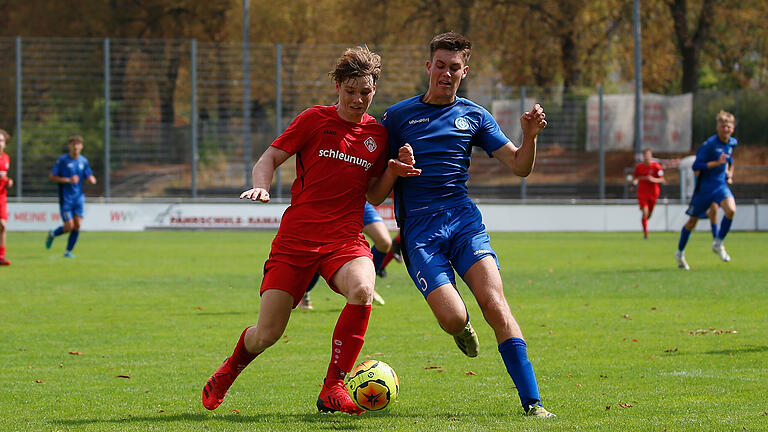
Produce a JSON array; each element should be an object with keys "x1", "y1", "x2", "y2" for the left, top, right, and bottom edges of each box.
[
  {"x1": 632, "y1": 148, "x2": 665, "y2": 238},
  {"x1": 0, "y1": 129, "x2": 14, "y2": 266},
  {"x1": 201, "y1": 45, "x2": 420, "y2": 415}
]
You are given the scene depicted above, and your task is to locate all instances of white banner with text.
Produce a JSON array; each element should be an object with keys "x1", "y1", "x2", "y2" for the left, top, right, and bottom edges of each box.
[{"x1": 7, "y1": 201, "x2": 765, "y2": 232}]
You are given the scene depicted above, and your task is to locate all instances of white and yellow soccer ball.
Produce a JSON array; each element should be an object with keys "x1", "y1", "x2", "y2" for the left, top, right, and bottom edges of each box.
[{"x1": 345, "y1": 360, "x2": 399, "y2": 411}]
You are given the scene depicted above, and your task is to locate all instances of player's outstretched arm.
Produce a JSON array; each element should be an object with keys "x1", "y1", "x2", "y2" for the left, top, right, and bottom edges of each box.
[
  {"x1": 366, "y1": 143, "x2": 421, "y2": 205},
  {"x1": 240, "y1": 146, "x2": 292, "y2": 203}
]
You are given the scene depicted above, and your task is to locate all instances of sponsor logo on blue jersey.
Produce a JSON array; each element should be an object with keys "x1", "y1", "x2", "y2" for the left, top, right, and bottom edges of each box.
[
  {"x1": 408, "y1": 117, "x2": 430, "y2": 125},
  {"x1": 454, "y1": 117, "x2": 470, "y2": 130}
]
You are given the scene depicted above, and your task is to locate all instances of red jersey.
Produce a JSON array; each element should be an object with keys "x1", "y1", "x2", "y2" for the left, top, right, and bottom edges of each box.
[
  {"x1": 272, "y1": 105, "x2": 387, "y2": 244},
  {"x1": 634, "y1": 161, "x2": 663, "y2": 198},
  {"x1": 0, "y1": 152, "x2": 10, "y2": 199}
]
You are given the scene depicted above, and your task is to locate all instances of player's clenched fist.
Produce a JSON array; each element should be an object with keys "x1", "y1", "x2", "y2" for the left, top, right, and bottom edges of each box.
[
  {"x1": 388, "y1": 143, "x2": 421, "y2": 177},
  {"x1": 520, "y1": 103, "x2": 547, "y2": 137}
]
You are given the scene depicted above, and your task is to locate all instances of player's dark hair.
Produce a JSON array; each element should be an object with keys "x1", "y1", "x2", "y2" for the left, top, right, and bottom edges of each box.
[
  {"x1": 429, "y1": 32, "x2": 472, "y2": 64},
  {"x1": 68, "y1": 135, "x2": 84, "y2": 145},
  {"x1": 0, "y1": 128, "x2": 9, "y2": 141},
  {"x1": 330, "y1": 45, "x2": 381, "y2": 85}
]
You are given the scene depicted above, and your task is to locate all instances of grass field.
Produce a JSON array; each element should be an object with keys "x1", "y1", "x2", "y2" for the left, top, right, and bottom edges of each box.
[{"x1": 1, "y1": 231, "x2": 766, "y2": 431}]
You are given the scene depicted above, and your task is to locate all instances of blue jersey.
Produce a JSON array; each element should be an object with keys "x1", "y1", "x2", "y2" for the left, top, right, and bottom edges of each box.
[
  {"x1": 382, "y1": 95, "x2": 509, "y2": 219},
  {"x1": 51, "y1": 154, "x2": 93, "y2": 204},
  {"x1": 691, "y1": 134, "x2": 736, "y2": 194}
]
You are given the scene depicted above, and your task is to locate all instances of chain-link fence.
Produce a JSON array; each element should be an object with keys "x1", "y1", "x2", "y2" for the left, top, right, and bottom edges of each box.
[{"x1": 1, "y1": 37, "x2": 766, "y2": 202}]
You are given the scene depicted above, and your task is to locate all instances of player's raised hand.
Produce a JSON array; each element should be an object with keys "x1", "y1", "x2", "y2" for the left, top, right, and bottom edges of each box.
[
  {"x1": 240, "y1": 187, "x2": 270, "y2": 203},
  {"x1": 388, "y1": 143, "x2": 421, "y2": 177},
  {"x1": 520, "y1": 103, "x2": 547, "y2": 137}
]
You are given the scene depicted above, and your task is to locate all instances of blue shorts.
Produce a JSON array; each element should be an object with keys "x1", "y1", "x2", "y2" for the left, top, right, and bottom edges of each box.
[
  {"x1": 401, "y1": 203, "x2": 498, "y2": 297},
  {"x1": 60, "y1": 197, "x2": 85, "y2": 222},
  {"x1": 686, "y1": 185, "x2": 733, "y2": 219},
  {"x1": 363, "y1": 202, "x2": 384, "y2": 226}
]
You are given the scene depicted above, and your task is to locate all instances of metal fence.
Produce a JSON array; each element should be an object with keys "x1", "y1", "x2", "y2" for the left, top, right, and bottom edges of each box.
[{"x1": 1, "y1": 37, "x2": 766, "y2": 202}]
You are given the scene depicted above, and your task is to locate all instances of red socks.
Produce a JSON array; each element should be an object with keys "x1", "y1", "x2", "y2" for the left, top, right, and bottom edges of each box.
[
  {"x1": 325, "y1": 304, "x2": 371, "y2": 382},
  {"x1": 381, "y1": 234, "x2": 401, "y2": 269},
  {"x1": 0, "y1": 245, "x2": 5, "y2": 260},
  {"x1": 230, "y1": 326, "x2": 259, "y2": 373},
  {"x1": 642, "y1": 218, "x2": 648, "y2": 237}
]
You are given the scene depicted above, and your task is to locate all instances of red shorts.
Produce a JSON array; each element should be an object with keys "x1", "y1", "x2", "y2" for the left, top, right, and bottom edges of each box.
[
  {"x1": 637, "y1": 194, "x2": 658, "y2": 212},
  {"x1": 0, "y1": 199, "x2": 7, "y2": 220},
  {"x1": 261, "y1": 234, "x2": 372, "y2": 308}
]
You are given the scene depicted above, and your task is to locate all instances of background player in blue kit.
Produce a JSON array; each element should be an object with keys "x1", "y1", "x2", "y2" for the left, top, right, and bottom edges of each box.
[
  {"x1": 381, "y1": 32, "x2": 554, "y2": 418},
  {"x1": 675, "y1": 110, "x2": 737, "y2": 270},
  {"x1": 45, "y1": 135, "x2": 97, "y2": 258}
]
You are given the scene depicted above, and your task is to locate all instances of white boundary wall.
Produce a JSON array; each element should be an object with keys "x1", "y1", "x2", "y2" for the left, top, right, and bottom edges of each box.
[{"x1": 8, "y1": 201, "x2": 767, "y2": 232}]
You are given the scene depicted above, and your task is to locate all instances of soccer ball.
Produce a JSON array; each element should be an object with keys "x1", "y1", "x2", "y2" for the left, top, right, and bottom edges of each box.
[{"x1": 345, "y1": 360, "x2": 399, "y2": 411}]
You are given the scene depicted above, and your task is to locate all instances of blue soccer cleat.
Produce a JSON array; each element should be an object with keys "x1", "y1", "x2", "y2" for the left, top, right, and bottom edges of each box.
[{"x1": 45, "y1": 230, "x2": 55, "y2": 249}]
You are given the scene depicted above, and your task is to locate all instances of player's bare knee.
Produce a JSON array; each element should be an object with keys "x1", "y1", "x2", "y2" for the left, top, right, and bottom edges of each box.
[
  {"x1": 723, "y1": 208, "x2": 735, "y2": 219},
  {"x1": 346, "y1": 283, "x2": 374, "y2": 305}
]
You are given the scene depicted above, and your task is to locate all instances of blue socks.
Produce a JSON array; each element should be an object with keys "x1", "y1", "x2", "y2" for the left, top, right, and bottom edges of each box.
[
  {"x1": 718, "y1": 217, "x2": 733, "y2": 241},
  {"x1": 53, "y1": 226, "x2": 65, "y2": 236},
  {"x1": 371, "y1": 246, "x2": 385, "y2": 273},
  {"x1": 305, "y1": 273, "x2": 320, "y2": 294},
  {"x1": 66, "y1": 230, "x2": 80, "y2": 252},
  {"x1": 498, "y1": 338, "x2": 541, "y2": 409},
  {"x1": 678, "y1": 227, "x2": 691, "y2": 252},
  {"x1": 710, "y1": 223, "x2": 718, "y2": 238}
]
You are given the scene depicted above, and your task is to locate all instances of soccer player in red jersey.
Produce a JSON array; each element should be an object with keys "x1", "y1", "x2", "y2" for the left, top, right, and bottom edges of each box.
[
  {"x1": 201, "y1": 45, "x2": 420, "y2": 415},
  {"x1": 632, "y1": 148, "x2": 665, "y2": 238},
  {"x1": 0, "y1": 129, "x2": 14, "y2": 266}
]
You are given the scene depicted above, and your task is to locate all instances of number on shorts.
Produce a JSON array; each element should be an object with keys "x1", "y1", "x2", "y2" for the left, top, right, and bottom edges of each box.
[{"x1": 416, "y1": 271, "x2": 428, "y2": 292}]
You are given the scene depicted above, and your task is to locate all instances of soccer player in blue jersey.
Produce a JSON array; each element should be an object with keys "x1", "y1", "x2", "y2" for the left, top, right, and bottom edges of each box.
[
  {"x1": 45, "y1": 136, "x2": 97, "y2": 258},
  {"x1": 675, "y1": 110, "x2": 737, "y2": 270},
  {"x1": 381, "y1": 32, "x2": 554, "y2": 418}
]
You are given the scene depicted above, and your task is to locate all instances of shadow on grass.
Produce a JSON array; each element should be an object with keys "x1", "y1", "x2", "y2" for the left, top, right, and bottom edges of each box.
[
  {"x1": 192, "y1": 311, "x2": 252, "y2": 316},
  {"x1": 50, "y1": 409, "x2": 469, "y2": 430},
  {"x1": 704, "y1": 345, "x2": 768, "y2": 355}
]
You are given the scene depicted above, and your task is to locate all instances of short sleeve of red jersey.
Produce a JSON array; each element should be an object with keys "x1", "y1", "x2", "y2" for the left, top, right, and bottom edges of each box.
[
  {"x1": 271, "y1": 107, "x2": 319, "y2": 155},
  {"x1": 653, "y1": 162, "x2": 664, "y2": 177},
  {"x1": 369, "y1": 127, "x2": 388, "y2": 179}
]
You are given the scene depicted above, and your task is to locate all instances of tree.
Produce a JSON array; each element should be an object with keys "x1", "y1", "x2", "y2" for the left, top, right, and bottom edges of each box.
[{"x1": 666, "y1": 0, "x2": 716, "y2": 93}]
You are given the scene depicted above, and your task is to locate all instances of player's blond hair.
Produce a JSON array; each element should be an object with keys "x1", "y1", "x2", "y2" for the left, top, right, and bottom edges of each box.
[
  {"x1": 716, "y1": 110, "x2": 735, "y2": 124},
  {"x1": 430, "y1": 32, "x2": 472, "y2": 64},
  {"x1": 330, "y1": 45, "x2": 381, "y2": 85},
  {"x1": 0, "y1": 129, "x2": 9, "y2": 141}
]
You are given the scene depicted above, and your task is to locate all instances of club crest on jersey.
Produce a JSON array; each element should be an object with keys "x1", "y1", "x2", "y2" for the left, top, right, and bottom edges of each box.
[
  {"x1": 364, "y1": 137, "x2": 377, "y2": 152},
  {"x1": 455, "y1": 116, "x2": 470, "y2": 130}
]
